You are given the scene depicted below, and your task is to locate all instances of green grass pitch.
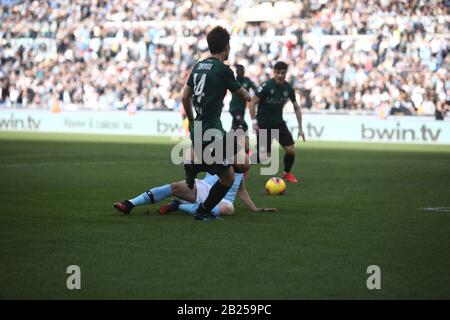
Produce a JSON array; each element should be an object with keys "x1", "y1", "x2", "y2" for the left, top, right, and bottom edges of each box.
[{"x1": 0, "y1": 132, "x2": 449, "y2": 299}]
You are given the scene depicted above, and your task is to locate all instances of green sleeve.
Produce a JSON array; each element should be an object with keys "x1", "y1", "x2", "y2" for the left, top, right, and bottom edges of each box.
[
  {"x1": 224, "y1": 66, "x2": 241, "y2": 92},
  {"x1": 255, "y1": 83, "x2": 267, "y2": 99},
  {"x1": 249, "y1": 79, "x2": 258, "y2": 93}
]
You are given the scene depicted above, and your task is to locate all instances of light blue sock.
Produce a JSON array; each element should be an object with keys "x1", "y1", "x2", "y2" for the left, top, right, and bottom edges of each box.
[
  {"x1": 179, "y1": 203, "x2": 220, "y2": 216},
  {"x1": 178, "y1": 203, "x2": 198, "y2": 214},
  {"x1": 129, "y1": 184, "x2": 172, "y2": 206},
  {"x1": 210, "y1": 205, "x2": 220, "y2": 217}
]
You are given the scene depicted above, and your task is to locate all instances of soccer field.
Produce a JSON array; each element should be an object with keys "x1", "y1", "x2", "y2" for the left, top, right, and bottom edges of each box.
[{"x1": 0, "y1": 132, "x2": 449, "y2": 299}]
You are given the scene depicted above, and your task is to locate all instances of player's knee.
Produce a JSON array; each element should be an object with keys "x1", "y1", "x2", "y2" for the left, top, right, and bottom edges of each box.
[
  {"x1": 245, "y1": 136, "x2": 250, "y2": 154},
  {"x1": 223, "y1": 175, "x2": 235, "y2": 187},
  {"x1": 220, "y1": 168, "x2": 235, "y2": 186},
  {"x1": 225, "y1": 169, "x2": 235, "y2": 186},
  {"x1": 221, "y1": 204, "x2": 235, "y2": 216},
  {"x1": 233, "y1": 151, "x2": 250, "y2": 173},
  {"x1": 234, "y1": 162, "x2": 250, "y2": 173},
  {"x1": 285, "y1": 146, "x2": 295, "y2": 155},
  {"x1": 170, "y1": 182, "x2": 181, "y2": 196}
]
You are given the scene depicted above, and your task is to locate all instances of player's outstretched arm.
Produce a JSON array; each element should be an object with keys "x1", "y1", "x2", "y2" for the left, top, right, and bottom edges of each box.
[
  {"x1": 181, "y1": 85, "x2": 194, "y2": 123},
  {"x1": 293, "y1": 101, "x2": 305, "y2": 142},
  {"x1": 250, "y1": 80, "x2": 258, "y2": 95},
  {"x1": 181, "y1": 84, "x2": 197, "y2": 188},
  {"x1": 237, "y1": 180, "x2": 277, "y2": 212},
  {"x1": 235, "y1": 87, "x2": 251, "y2": 102}
]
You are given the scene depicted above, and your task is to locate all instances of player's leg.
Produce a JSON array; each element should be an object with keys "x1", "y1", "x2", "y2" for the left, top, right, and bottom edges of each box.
[
  {"x1": 233, "y1": 154, "x2": 250, "y2": 173},
  {"x1": 170, "y1": 180, "x2": 196, "y2": 202},
  {"x1": 184, "y1": 145, "x2": 198, "y2": 189},
  {"x1": 158, "y1": 179, "x2": 199, "y2": 214},
  {"x1": 192, "y1": 132, "x2": 236, "y2": 219},
  {"x1": 159, "y1": 179, "x2": 199, "y2": 215},
  {"x1": 180, "y1": 200, "x2": 234, "y2": 218},
  {"x1": 277, "y1": 123, "x2": 298, "y2": 183},
  {"x1": 195, "y1": 165, "x2": 235, "y2": 220},
  {"x1": 282, "y1": 144, "x2": 296, "y2": 173},
  {"x1": 162, "y1": 179, "x2": 221, "y2": 217},
  {"x1": 241, "y1": 132, "x2": 251, "y2": 180},
  {"x1": 230, "y1": 111, "x2": 240, "y2": 131},
  {"x1": 113, "y1": 180, "x2": 185, "y2": 215},
  {"x1": 256, "y1": 126, "x2": 273, "y2": 163},
  {"x1": 169, "y1": 201, "x2": 232, "y2": 218},
  {"x1": 232, "y1": 130, "x2": 251, "y2": 174},
  {"x1": 219, "y1": 202, "x2": 235, "y2": 216},
  {"x1": 179, "y1": 203, "x2": 219, "y2": 216},
  {"x1": 245, "y1": 135, "x2": 250, "y2": 154}
]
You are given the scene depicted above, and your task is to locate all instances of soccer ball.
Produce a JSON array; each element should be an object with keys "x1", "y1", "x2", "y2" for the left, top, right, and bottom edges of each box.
[{"x1": 265, "y1": 177, "x2": 286, "y2": 195}]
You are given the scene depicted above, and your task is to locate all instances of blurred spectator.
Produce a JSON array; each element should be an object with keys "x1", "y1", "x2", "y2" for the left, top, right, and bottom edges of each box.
[{"x1": 0, "y1": 0, "x2": 448, "y2": 117}]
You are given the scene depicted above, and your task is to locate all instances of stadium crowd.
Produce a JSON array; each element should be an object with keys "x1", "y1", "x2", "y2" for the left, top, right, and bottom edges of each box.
[{"x1": 0, "y1": 0, "x2": 448, "y2": 118}]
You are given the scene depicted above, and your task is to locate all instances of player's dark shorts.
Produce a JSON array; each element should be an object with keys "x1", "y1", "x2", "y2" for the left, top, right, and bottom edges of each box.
[
  {"x1": 192, "y1": 130, "x2": 246, "y2": 175},
  {"x1": 256, "y1": 121, "x2": 294, "y2": 156},
  {"x1": 230, "y1": 111, "x2": 248, "y2": 132}
]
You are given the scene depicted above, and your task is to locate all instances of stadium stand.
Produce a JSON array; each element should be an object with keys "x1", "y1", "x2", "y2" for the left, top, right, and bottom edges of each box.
[{"x1": 0, "y1": 0, "x2": 448, "y2": 117}]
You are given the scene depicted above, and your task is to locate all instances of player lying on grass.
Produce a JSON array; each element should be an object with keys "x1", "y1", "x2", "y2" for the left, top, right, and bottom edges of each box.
[{"x1": 113, "y1": 172, "x2": 276, "y2": 218}]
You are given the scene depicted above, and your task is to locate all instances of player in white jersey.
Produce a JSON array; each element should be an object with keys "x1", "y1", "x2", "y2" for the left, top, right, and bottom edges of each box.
[{"x1": 113, "y1": 172, "x2": 276, "y2": 220}]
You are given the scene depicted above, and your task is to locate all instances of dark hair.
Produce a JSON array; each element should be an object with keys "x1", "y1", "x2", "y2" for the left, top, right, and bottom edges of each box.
[
  {"x1": 207, "y1": 26, "x2": 230, "y2": 54},
  {"x1": 274, "y1": 61, "x2": 288, "y2": 70}
]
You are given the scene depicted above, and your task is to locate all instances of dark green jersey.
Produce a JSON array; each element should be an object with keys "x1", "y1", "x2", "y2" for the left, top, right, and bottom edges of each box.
[
  {"x1": 229, "y1": 76, "x2": 257, "y2": 113},
  {"x1": 255, "y1": 79, "x2": 296, "y2": 128},
  {"x1": 187, "y1": 57, "x2": 241, "y2": 142}
]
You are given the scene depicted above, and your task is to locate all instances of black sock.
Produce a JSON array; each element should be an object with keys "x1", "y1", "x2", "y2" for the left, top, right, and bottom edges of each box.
[
  {"x1": 197, "y1": 180, "x2": 231, "y2": 214},
  {"x1": 284, "y1": 153, "x2": 295, "y2": 173}
]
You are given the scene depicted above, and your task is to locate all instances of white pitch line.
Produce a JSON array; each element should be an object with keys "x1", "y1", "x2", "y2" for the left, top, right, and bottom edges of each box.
[{"x1": 420, "y1": 207, "x2": 450, "y2": 212}]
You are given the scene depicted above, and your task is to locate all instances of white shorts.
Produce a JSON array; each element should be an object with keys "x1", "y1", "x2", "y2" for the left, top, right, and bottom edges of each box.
[{"x1": 195, "y1": 179, "x2": 233, "y2": 205}]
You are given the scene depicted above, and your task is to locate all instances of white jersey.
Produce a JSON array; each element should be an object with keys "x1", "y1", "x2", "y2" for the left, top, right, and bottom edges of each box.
[{"x1": 202, "y1": 173, "x2": 244, "y2": 204}]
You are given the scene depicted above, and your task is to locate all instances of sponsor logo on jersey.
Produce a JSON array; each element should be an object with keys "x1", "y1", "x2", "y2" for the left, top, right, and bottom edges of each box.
[{"x1": 265, "y1": 97, "x2": 287, "y2": 105}]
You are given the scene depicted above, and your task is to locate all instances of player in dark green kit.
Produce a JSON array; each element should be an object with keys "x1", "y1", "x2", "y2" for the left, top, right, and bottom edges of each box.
[
  {"x1": 229, "y1": 64, "x2": 257, "y2": 132},
  {"x1": 181, "y1": 26, "x2": 251, "y2": 221},
  {"x1": 249, "y1": 61, "x2": 305, "y2": 183}
]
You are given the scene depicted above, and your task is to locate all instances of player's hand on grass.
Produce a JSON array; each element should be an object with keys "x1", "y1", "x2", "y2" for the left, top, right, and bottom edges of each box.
[
  {"x1": 256, "y1": 207, "x2": 277, "y2": 212},
  {"x1": 298, "y1": 129, "x2": 306, "y2": 142}
]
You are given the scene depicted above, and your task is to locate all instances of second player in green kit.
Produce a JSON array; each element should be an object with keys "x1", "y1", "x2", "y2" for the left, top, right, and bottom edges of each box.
[
  {"x1": 229, "y1": 64, "x2": 257, "y2": 132},
  {"x1": 249, "y1": 61, "x2": 305, "y2": 183}
]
